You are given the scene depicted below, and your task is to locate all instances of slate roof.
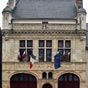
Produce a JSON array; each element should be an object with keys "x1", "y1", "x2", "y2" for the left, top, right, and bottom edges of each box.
[{"x1": 12, "y1": 0, "x2": 77, "y2": 19}]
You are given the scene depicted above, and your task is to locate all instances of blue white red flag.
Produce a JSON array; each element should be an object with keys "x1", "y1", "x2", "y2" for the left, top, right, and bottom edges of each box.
[
  {"x1": 17, "y1": 52, "x2": 21, "y2": 60},
  {"x1": 22, "y1": 51, "x2": 26, "y2": 58}
]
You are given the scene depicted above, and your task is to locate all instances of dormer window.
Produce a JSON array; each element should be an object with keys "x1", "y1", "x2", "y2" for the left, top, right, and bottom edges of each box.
[{"x1": 42, "y1": 22, "x2": 48, "y2": 30}]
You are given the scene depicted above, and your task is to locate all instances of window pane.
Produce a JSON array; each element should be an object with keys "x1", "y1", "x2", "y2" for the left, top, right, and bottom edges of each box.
[
  {"x1": 19, "y1": 49, "x2": 26, "y2": 56},
  {"x1": 20, "y1": 74, "x2": 24, "y2": 81},
  {"x1": 42, "y1": 22, "x2": 48, "y2": 24},
  {"x1": 46, "y1": 49, "x2": 52, "y2": 62},
  {"x1": 20, "y1": 40, "x2": 25, "y2": 47},
  {"x1": 48, "y1": 72, "x2": 53, "y2": 79},
  {"x1": 27, "y1": 49, "x2": 33, "y2": 55},
  {"x1": 58, "y1": 40, "x2": 63, "y2": 47},
  {"x1": 73, "y1": 75, "x2": 79, "y2": 81},
  {"x1": 64, "y1": 49, "x2": 71, "y2": 62},
  {"x1": 69, "y1": 74, "x2": 73, "y2": 81},
  {"x1": 19, "y1": 49, "x2": 26, "y2": 62},
  {"x1": 46, "y1": 40, "x2": 52, "y2": 47},
  {"x1": 65, "y1": 40, "x2": 71, "y2": 47},
  {"x1": 39, "y1": 40, "x2": 44, "y2": 47},
  {"x1": 39, "y1": 49, "x2": 44, "y2": 62},
  {"x1": 27, "y1": 40, "x2": 33, "y2": 47},
  {"x1": 64, "y1": 74, "x2": 68, "y2": 81},
  {"x1": 42, "y1": 72, "x2": 47, "y2": 79},
  {"x1": 58, "y1": 49, "x2": 63, "y2": 61},
  {"x1": 58, "y1": 49, "x2": 71, "y2": 62}
]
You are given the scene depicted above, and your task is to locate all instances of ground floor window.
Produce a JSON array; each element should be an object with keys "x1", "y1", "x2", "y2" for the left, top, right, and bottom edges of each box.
[
  {"x1": 58, "y1": 73, "x2": 80, "y2": 88},
  {"x1": 43, "y1": 83, "x2": 52, "y2": 88},
  {"x1": 10, "y1": 73, "x2": 37, "y2": 88}
]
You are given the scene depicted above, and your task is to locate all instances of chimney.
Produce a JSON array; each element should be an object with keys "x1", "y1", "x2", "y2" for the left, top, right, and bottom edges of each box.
[{"x1": 76, "y1": 0, "x2": 83, "y2": 8}]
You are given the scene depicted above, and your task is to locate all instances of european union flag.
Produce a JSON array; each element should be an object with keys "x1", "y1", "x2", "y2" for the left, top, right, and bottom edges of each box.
[{"x1": 54, "y1": 52, "x2": 61, "y2": 69}]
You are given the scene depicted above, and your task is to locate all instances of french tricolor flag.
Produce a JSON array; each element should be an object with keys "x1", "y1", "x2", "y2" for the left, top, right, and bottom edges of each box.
[
  {"x1": 22, "y1": 51, "x2": 26, "y2": 58},
  {"x1": 18, "y1": 52, "x2": 21, "y2": 60},
  {"x1": 29, "y1": 55, "x2": 35, "y2": 69}
]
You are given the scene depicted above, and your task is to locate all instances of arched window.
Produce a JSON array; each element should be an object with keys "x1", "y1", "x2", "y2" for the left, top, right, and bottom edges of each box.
[
  {"x1": 43, "y1": 83, "x2": 52, "y2": 88},
  {"x1": 59, "y1": 73, "x2": 79, "y2": 81},
  {"x1": 58, "y1": 73, "x2": 80, "y2": 88},
  {"x1": 10, "y1": 73, "x2": 37, "y2": 88},
  {"x1": 48, "y1": 72, "x2": 53, "y2": 79},
  {"x1": 42, "y1": 72, "x2": 47, "y2": 79}
]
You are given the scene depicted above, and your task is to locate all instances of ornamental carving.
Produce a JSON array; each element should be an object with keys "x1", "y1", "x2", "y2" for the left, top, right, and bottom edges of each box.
[{"x1": 12, "y1": 24, "x2": 76, "y2": 30}]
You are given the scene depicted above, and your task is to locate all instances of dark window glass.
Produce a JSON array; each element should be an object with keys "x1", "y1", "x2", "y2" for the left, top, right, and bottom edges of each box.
[
  {"x1": 59, "y1": 76, "x2": 64, "y2": 81},
  {"x1": 48, "y1": 72, "x2": 53, "y2": 79},
  {"x1": 64, "y1": 74, "x2": 68, "y2": 81},
  {"x1": 46, "y1": 49, "x2": 52, "y2": 62},
  {"x1": 69, "y1": 74, "x2": 73, "y2": 81},
  {"x1": 58, "y1": 49, "x2": 71, "y2": 62},
  {"x1": 42, "y1": 72, "x2": 47, "y2": 79},
  {"x1": 24, "y1": 75, "x2": 28, "y2": 81},
  {"x1": 39, "y1": 40, "x2": 44, "y2": 47},
  {"x1": 39, "y1": 49, "x2": 44, "y2": 62},
  {"x1": 58, "y1": 40, "x2": 63, "y2": 47},
  {"x1": 20, "y1": 40, "x2": 25, "y2": 47},
  {"x1": 19, "y1": 49, "x2": 26, "y2": 56},
  {"x1": 27, "y1": 40, "x2": 33, "y2": 47},
  {"x1": 58, "y1": 49, "x2": 63, "y2": 61},
  {"x1": 65, "y1": 40, "x2": 71, "y2": 47},
  {"x1": 46, "y1": 40, "x2": 52, "y2": 47},
  {"x1": 42, "y1": 22, "x2": 48, "y2": 24},
  {"x1": 13, "y1": 76, "x2": 18, "y2": 81},
  {"x1": 20, "y1": 74, "x2": 24, "y2": 81},
  {"x1": 27, "y1": 49, "x2": 33, "y2": 55},
  {"x1": 58, "y1": 73, "x2": 79, "y2": 82},
  {"x1": 73, "y1": 75, "x2": 79, "y2": 81},
  {"x1": 63, "y1": 49, "x2": 71, "y2": 62}
]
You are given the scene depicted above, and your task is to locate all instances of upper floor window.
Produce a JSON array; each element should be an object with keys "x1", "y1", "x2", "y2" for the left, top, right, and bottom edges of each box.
[
  {"x1": 42, "y1": 22, "x2": 48, "y2": 30},
  {"x1": 19, "y1": 40, "x2": 33, "y2": 62},
  {"x1": 58, "y1": 40, "x2": 71, "y2": 62},
  {"x1": 39, "y1": 40, "x2": 52, "y2": 62}
]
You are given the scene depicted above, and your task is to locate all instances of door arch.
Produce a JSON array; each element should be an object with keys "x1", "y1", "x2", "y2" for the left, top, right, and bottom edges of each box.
[
  {"x1": 10, "y1": 73, "x2": 37, "y2": 88},
  {"x1": 58, "y1": 73, "x2": 80, "y2": 88},
  {"x1": 43, "y1": 83, "x2": 52, "y2": 88}
]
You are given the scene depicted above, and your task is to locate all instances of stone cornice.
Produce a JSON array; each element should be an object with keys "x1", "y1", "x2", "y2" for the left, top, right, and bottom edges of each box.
[{"x1": 2, "y1": 30, "x2": 86, "y2": 36}]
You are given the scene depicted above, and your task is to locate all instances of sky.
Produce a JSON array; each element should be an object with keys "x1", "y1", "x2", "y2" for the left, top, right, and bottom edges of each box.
[{"x1": 0, "y1": 0, "x2": 88, "y2": 28}]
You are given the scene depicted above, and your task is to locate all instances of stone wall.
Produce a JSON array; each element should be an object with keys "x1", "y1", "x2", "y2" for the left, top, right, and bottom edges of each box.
[
  {"x1": 12, "y1": 24, "x2": 76, "y2": 30},
  {"x1": 2, "y1": 33, "x2": 86, "y2": 62}
]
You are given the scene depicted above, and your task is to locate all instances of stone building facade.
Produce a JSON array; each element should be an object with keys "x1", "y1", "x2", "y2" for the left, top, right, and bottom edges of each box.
[
  {"x1": 86, "y1": 23, "x2": 88, "y2": 88},
  {"x1": 2, "y1": 0, "x2": 88, "y2": 88}
]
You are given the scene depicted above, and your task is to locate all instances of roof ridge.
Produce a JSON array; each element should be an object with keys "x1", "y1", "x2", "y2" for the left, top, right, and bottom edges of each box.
[{"x1": 16, "y1": 0, "x2": 20, "y2": 6}]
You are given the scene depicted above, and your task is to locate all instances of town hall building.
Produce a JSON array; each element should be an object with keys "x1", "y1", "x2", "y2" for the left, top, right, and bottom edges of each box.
[{"x1": 2, "y1": 0, "x2": 88, "y2": 88}]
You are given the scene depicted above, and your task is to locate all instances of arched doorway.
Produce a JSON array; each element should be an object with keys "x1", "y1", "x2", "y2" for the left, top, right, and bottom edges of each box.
[
  {"x1": 10, "y1": 73, "x2": 37, "y2": 88},
  {"x1": 58, "y1": 73, "x2": 80, "y2": 88},
  {"x1": 43, "y1": 83, "x2": 52, "y2": 88}
]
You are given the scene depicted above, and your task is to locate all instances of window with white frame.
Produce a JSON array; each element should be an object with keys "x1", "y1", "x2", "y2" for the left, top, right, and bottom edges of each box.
[
  {"x1": 19, "y1": 40, "x2": 33, "y2": 62},
  {"x1": 39, "y1": 40, "x2": 52, "y2": 62},
  {"x1": 58, "y1": 40, "x2": 71, "y2": 62}
]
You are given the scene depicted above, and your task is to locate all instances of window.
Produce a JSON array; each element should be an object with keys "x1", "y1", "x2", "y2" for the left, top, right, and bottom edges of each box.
[
  {"x1": 48, "y1": 72, "x2": 53, "y2": 79},
  {"x1": 58, "y1": 40, "x2": 71, "y2": 62},
  {"x1": 20, "y1": 40, "x2": 25, "y2": 47},
  {"x1": 42, "y1": 22, "x2": 48, "y2": 30},
  {"x1": 58, "y1": 73, "x2": 79, "y2": 81},
  {"x1": 19, "y1": 40, "x2": 33, "y2": 62},
  {"x1": 58, "y1": 40, "x2": 63, "y2": 47},
  {"x1": 42, "y1": 72, "x2": 47, "y2": 79},
  {"x1": 39, "y1": 40, "x2": 52, "y2": 62}
]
